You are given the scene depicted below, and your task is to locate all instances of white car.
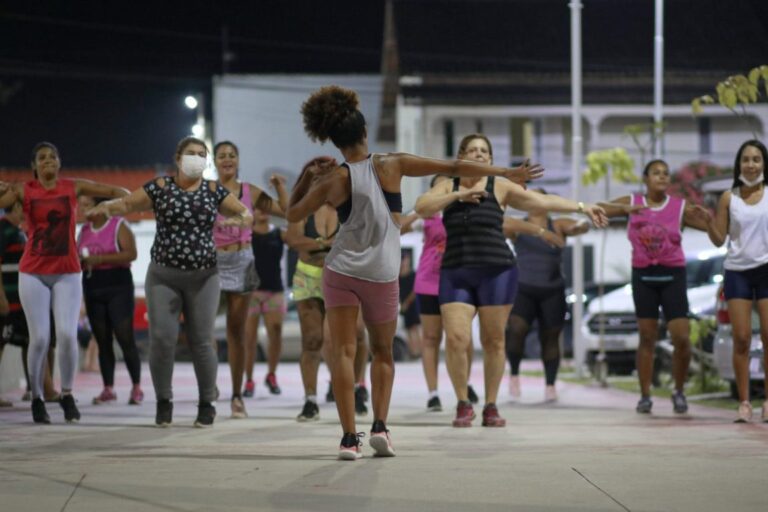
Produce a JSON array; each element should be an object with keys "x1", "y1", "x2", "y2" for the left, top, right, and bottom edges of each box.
[
  {"x1": 712, "y1": 285, "x2": 766, "y2": 398},
  {"x1": 582, "y1": 248, "x2": 726, "y2": 375}
]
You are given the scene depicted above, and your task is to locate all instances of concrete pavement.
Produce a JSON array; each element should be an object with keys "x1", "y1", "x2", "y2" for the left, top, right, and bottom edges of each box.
[{"x1": 1, "y1": 361, "x2": 767, "y2": 512}]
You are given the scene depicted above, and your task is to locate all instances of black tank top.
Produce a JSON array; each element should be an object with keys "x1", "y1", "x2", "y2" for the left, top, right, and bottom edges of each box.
[
  {"x1": 514, "y1": 218, "x2": 564, "y2": 288},
  {"x1": 251, "y1": 227, "x2": 284, "y2": 292},
  {"x1": 441, "y1": 176, "x2": 515, "y2": 269}
]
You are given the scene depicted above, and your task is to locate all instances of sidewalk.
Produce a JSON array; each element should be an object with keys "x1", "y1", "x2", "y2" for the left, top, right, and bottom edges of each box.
[{"x1": 1, "y1": 361, "x2": 766, "y2": 512}]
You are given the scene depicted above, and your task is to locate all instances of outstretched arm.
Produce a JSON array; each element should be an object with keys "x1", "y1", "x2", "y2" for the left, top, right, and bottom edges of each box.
[
  {"x1": 87, "y1": 187, "x2": 153, "y2": 218},
  {"x1": 503, "y1": 217, "x2": 565, "y2": 248},
  {"x1": 75, "y1": 179, "x2": 129, "y2": 199},
  {"x1": 383, "y1": 153, "x2": 543, "y2": 185},
  {"x1": 503, "y1": 182, "x2": 608, "y2": 228},
  {"x1": 0, "y1": 182, "x2": 22, "y2": 209}
]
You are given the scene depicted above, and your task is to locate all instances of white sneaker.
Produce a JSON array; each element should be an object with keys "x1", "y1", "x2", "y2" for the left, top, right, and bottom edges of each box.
[
  {"x1": 735, "y1": 401, "x2": 752, "y2": 423},
  {"x1": 544, "y1": 385, "x2": 558, "y2": 403},
  {"x1": 508, "y1": 376, "x2": 521, "y2": 400}
]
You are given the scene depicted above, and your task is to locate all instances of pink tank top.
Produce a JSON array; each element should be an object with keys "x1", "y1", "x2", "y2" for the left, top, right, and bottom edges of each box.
[
  {"x1": 77, "y1": 216, "x2": 130, "y2": 270},
  {"x1": 213, "y1": 182, "x2": 253, "y2": 248},
  {"x1": 414, "y1": 215, "x2": 446, "y2": 296},
  {"x1": 627, "y1": 193, "x2": 685, "y2": 268}
]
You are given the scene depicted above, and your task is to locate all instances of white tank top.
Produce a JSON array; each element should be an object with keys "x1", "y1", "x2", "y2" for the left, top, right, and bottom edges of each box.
[
  {"x1": 724, "y1": 187, "x2": 768, "y2": 271},
  {"x1": 325, "y1": 155, "x2": 401, "y2": 282}
]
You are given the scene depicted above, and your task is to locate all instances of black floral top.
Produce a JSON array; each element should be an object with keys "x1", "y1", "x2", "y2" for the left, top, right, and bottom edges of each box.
[{"x1": 144, "y1": 177, "x2": 230, "y2": 270}]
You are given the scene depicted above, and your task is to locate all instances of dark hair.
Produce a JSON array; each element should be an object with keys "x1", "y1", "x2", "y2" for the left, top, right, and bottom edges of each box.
[
  {"x1": 457, "y1": 134, "x2": 494, "y2": 159},
  {"x1": 175, "y1": 136, "x2": 208, "y2": 160},
  {"x1": 301, "y1": 86, "x2": 366, "y2": 148},
  {"x1": 732, "y1": 139, "x2": 768, "y2": 189},
  {"x1": 30, "y1": 141, "x2": 59, "y2": 179},
  {"x1": 214, "y1": 140, "x2": 239, "y2": 157},
  {"x1": 642, "y1": 159, "x2": 668, "y2": 176}
]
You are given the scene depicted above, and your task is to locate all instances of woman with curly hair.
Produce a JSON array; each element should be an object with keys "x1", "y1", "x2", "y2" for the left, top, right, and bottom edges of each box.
[{"x1": 287, "y1": 85, "x2": 543, "y2": 460}]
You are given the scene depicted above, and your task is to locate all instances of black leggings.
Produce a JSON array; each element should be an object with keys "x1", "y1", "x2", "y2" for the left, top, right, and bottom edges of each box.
[
  {"x1": 505, "y1": 284, "x2": 565, "y2": 385},
  {"x1": 84, "y1": 284, "x2": 141, "y2": 387}
]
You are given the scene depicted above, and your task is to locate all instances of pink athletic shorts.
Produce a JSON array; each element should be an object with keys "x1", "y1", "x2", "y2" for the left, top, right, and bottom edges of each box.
[
  {"x1": 249, "y1": 290, "x2": 287, "y2": 315},
  {"x1": 322, "y1": 267, "x2": 399, "y2": 324}
]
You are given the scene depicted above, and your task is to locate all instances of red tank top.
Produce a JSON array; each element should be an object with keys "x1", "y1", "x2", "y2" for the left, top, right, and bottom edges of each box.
[{"x1": 20, "y1": 179, "x2": 81, "y2": 274}]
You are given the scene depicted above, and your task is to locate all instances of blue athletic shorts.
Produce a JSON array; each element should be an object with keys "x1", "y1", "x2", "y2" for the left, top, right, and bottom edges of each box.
[{"x1": 439, "y1": 265, "x2": 518, "y2": 307}]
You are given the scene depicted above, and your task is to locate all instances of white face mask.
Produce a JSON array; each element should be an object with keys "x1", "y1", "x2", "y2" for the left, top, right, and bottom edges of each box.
[
  {"x1": 180, "y1": 154, "x2": 207, "y2": 179},
  {"x1": 739, "y1": 173, "x2": 764, "y2": 187}
]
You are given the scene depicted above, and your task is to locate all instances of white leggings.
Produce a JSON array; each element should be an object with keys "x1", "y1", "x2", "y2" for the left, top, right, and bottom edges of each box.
[{"x1": 19, "y1": 272, "x2": 83, "y2": 398}]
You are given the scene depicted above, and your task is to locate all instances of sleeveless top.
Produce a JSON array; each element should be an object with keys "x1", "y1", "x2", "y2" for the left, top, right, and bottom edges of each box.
[
  {"x1": 251, "y1": 226, "x2": 284, "y2": 292},
  {"x1": 77, "y1": 216, "x2": 130, "y2": 270},
  {"x1": 724, "y1": 187, "x2": 768, "y2": 271},
  {"x1": 441, "y1": 176, "x2": 515, "y2": 269},
  {"x1": 213, "y1": 182, "x2": 253, "y2": 248},
  {"x1": 20, "y1": 178, "x2": 80, "y2": 274},
  {"x1": 143, "y1": 177, "x2": 229, "y2": 270},
  {"x1": 515, "y1": 218, "x2": 564, "y2": 288},
  {"x1": 414, "y1": 215, "x2": 446, "y2": 296},
  {"x1": 326, "y1": 155, "x2": 401, "y2": 282},
  {"x1": 627, "y1": 193, "x2": 685, "y2": 268}
]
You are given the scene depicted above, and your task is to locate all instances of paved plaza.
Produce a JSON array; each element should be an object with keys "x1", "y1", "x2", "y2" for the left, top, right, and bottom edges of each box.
[{"x1": 1, "y1": 361, "x2": 767, "y2": 512}]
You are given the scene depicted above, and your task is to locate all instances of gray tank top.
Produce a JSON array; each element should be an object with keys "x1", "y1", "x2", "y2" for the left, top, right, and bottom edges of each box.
[
  {"x1": 515, "y1": 218, "x2": 565, "y2": 288},
  {"x1": 326, "y1": 155, "x2": 401, "y2": 282}
]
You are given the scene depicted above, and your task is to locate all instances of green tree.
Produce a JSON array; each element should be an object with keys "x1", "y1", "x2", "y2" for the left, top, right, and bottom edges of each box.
[{"x1": 691, "y1": 64, "x2": 768, "y2": 139}]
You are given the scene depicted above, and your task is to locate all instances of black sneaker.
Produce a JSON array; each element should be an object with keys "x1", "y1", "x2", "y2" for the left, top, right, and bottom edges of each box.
[
  {"x1": 467, "y1": 385, "x2": 479, "y2": 404},
  {"x1": 671, "y1": 391, "x2": 688, "y2": 414},
  {"x1": 427, "y1": 396, "x2": 442, "y2": 412},
  {"x1": 58, "y1": 394, "x2": 80, "y2": 423},
  {"x1": 358, "y1": 385, "x2": 369, "y2": 402},
  {"x1": 296, "y1": 400, "x2": 320, "y2": 422},
  {"x1": 338, "y1": 432, "x2": 364, "y2": 460},
  {"x1": 325, "y1": 382, "x2": 335, "y2": 403},
  {"x1": 31, "y1": 397, "x2": 50, "y2": 424},
  {"x1": 636, "y1": 396, "x2": 653, "y2": 414},
  {"x1": 194, "y1": 401, "x2": 216, "y2": 428},
  {"x1": 354, "y1": 386, "x2": 368, "y2": 416},
  {"x1": 155, "y1": 399, "x2": 173, "y2": 427}
]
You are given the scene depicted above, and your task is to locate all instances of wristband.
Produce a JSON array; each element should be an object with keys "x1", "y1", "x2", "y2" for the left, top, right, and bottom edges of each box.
[{"x1": 577, "y1": 201, "x2": 585, "y2": 214}]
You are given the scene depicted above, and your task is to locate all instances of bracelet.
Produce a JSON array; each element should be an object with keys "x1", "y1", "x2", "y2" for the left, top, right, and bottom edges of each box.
[
  {"x1": 577, "y1": 201, "x2": 585, "y2": 214},
  {"x1": 315, "y1": 236, "x2": 325, "y2": 248},
  {"x1": 537, "y1": 227, "x2": 546, "y2": 237}
]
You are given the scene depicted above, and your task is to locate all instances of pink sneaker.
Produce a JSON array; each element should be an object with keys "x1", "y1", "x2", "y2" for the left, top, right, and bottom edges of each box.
[
  {"x1": 509, "y1": 376, "x2": 521, "y2": 400},
  {"x1": 369, "y1": 420, "x2": 395, "y2": 457},
  {"x1": 735, "y1": 401, "x2": 753, "y2": 423},
  {"x1": 481, "y1": 403, "x2": 506, "y2": 427},
  {"x1": 129, "y1": 387, "x2": 144, "y2": 405},
  {"x1": 544, "y1": 385, "x2": 558, "y2": 403},
  {"x1": 452, "y1": 401, "x2": 476, "y2": 427},
  {"x1": 92, "y1": 388, "x2": 117, "y2": 405},
  {"x1": 338, "y1": 432, "x2": 364, "y2": 461}
]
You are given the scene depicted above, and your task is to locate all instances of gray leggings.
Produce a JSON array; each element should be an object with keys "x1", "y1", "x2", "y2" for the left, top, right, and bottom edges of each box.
[
  {"x1": 145, "y1": 263, "x2": 220, "y2": 402},
  {"x1": 18, "y1": 272, "x2": 83, "y2": 398}
]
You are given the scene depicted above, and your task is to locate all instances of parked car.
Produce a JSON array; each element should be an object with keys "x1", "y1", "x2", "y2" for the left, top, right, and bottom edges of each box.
[
  {"x1": 712, "y1": 285, "x2": 766, "y2": 399},
  {"x1": 581, "y1": 247, "x2": 726, "y2": 375}
]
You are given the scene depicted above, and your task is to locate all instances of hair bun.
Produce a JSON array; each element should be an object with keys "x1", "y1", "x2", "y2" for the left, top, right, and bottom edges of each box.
[{"x1": 301, "y1": 86, "x2": 360, "y2": 143}]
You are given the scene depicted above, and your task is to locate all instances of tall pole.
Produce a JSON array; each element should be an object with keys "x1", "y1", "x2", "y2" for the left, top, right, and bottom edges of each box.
[
  {"x1": 653, "y1": 0, "x2": 664, "y2": 158},
  {"x1": 570, "y1": 0, "x2": 585, "y2": 376}
]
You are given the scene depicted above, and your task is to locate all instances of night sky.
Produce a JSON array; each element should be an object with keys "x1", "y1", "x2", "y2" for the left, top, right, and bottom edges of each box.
[{"x1": 0, "y1": 0, "x2": 385, "y2": 167}]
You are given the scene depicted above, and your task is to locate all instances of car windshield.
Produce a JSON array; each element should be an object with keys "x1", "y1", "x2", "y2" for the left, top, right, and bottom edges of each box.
[{"x1": 685, "y1": 255, "x2": 724, "y2": 288}]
